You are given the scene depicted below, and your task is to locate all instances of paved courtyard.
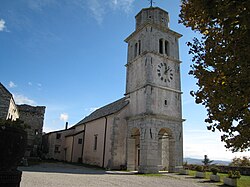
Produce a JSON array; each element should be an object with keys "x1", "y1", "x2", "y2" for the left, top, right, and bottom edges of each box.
[{"x1": 19, "y1": 162, "x2": 223, "y2": 187}]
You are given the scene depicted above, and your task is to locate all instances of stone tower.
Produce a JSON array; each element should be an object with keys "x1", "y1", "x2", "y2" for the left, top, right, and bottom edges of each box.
[
  {"x1": 18, "y1": 104, "x2": 46, "y2": 157},
  {"x1": 125, "y1": 7, "x2": 184, "y2": 173}
]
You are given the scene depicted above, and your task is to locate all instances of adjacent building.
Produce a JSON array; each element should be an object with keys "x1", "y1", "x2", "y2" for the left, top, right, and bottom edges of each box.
[
  {"x1": 43, "y1": 6, "x2": 184, "y2": 174},
  {"x1": 0, "y1": 82, "x2": 46, "y2": 157},
  {"x1": 18, "y1": 104, "x2": 46, "y2": 157},
  {"x1": 0, "y1": 82, "x2": 19, "y2": 121}
]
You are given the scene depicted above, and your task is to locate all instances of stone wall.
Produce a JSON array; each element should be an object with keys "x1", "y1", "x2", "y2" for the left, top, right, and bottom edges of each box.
[
  {"x1": 18, "y1": 104, "x2": 46, "y2": 157},
  {"x1": 0, "y1": 83, "x2": 19, "y2": 120}
]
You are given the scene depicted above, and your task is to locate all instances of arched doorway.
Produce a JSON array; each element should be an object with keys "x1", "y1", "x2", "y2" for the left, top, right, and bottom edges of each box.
[
  {"x1": 127, "y1": 128, "x2": 140, "y2": 171},
  {"x1": 158, "y1": 128, "x2": 173, "y2": 171}
]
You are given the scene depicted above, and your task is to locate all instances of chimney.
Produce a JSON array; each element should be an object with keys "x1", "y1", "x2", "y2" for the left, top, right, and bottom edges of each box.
[{"x1": 65, "y1": 122, "x2": 68, "y2": 130}]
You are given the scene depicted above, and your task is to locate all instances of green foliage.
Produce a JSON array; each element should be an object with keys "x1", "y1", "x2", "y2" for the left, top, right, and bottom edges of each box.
[
  {"x1": 202, "y1": 155, "x2": 213, "y2": 166},
  {"x1": 179, "y1": 0, "x2": 250, "y2": 152},
  {"x1": 228, "y1": 170, "x2": 241, "y2": 179},
  {"x1": 230, "y1": 156, "x2": 250, "y2": 167},
  {"x1": 210, "y1": 167, "x2": 219, "y2": 175},
  {"x1": 0, "y1": 119, "x2": 29, "y2": 130},
  {"x1": 195, "y1": 165, "x2": 204, "y2": 172}
]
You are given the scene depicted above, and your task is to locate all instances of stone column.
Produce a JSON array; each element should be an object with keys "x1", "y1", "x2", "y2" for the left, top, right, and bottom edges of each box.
[
  {"x1": 138, "y1": 127, "x2": 159, "y2": 173},
  {"x1": 168, "y1": 138, "x2": 175, "y2": 172},
  {"x1": 127, "y1": 138, "x2": 136, "y2": 171},
  {"x1": 161, "y1": 136, "x2": 169, "y2": 171}
]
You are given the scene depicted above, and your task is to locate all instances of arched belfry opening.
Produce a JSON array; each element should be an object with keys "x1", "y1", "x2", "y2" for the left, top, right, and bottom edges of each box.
[{"x1": 127, "y1": 128, "x2": 140, "y2": 171}]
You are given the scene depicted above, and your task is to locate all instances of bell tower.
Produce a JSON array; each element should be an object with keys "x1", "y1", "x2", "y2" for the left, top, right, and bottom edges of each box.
[{"x1": 125, "y1": 6, "x2": 184, "y2": 173}]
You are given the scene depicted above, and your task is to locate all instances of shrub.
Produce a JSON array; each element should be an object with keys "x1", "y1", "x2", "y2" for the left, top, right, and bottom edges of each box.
[
  {"x1": 210, "y1": 167, "x2": 219, "y2": 175},
  {"x1": 228, "y1": 170, "x2": 241, "y2": 179},
  {"x1": 0, "y1": 119, "x2": 29, "y2": 130},
  {"x1": 195, "y1": 165, "x2": 204, "y2": 172}
]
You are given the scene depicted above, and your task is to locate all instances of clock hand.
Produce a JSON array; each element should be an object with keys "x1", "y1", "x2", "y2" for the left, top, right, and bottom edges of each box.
[{"x1": 164, "y1": 67, "x2": 170, "y2": 74}]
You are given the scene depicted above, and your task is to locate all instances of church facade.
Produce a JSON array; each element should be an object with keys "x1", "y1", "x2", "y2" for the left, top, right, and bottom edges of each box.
[{"x1": 43, "y1": 6, "x2": 184, "y2": 173}]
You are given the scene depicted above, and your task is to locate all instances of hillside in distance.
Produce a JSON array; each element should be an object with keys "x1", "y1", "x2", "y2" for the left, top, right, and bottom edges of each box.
[{"x1": 184, "y1": 157, "x2": 230, "y2": 165}]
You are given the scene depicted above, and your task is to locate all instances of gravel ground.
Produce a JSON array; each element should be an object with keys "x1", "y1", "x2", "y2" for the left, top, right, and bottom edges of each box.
[{"x1": 19, "y1": 162, "x2": 222, "y2": 187}]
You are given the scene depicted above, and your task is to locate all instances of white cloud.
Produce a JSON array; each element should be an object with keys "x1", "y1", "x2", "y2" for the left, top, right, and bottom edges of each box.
[
  {"x1": 14, "y1": 94, "x2": 35, "y2": 105},
  {"x1": 37, "y1": 83, "x2": 42, "y2": 87},
  {"x1": 89, "y1": 107, "x2": 99, "y2": 112},
  {"x1": 0, "y1": 19, "x2": 6, "y2": 31},
  {"x1": 88, "y1": 0, "x2": 105, "y2": 25},
  {"x1": 9, "y1": 81, "x2": 17, "y2": 88},
  {"x1": 85, "y1": 107, "x2": 100, "y2": 114},
  {"x1": 109, "y1": 0, "x2": 135, "y2": 13},
  {"x1": 86, "y1": 0, "x2": 135, "y2": 24},
  {"x1": 60, "y1": 113, "x2": 69, "y2": 122},
  {"x1": 28, "y1": 82, "x2": 32, "y2": 86}
]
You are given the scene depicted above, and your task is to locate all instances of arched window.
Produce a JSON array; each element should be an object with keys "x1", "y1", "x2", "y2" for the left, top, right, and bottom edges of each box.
[
  {"x1": 138, "y1": 40, "x2": 141, "y2": 55},
  {"x1": 134, "y1": 43, "x2": 138, "y2": 58},
  {"x1": 165, "y1": 40, "x2": 169, "y2": 55},
  {"x1": 159, "y1": 39, "x2": 163, "y2": 54}
]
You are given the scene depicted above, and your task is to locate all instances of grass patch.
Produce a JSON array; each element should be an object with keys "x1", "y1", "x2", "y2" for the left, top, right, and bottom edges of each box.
[
  {"x1": 237, "y1": 175, "x2": 250, "y2": 187},
  {"x1": 188, "y1": 170, "x2": 196, "y2": 176},
  {"x1": 136, "y1": 173, "x2": 163, "y2": 177}
]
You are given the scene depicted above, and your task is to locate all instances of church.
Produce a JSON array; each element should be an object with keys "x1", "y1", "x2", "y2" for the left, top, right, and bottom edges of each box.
[{"x1": 43, "y1": 5, "x2": 184, "y2": 174}]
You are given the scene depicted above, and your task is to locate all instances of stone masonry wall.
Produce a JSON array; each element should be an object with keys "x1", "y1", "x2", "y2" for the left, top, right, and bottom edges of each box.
[
  {"x1": 0, "y1": 83, "x2": 12, "y2": 120},
  {"x1": 18, "y1": 104, "x2": 46, "y2": 157}
]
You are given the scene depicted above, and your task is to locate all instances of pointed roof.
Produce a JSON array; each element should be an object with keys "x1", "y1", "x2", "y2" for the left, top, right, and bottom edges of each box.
[{"x1": 75, "y1": 97, "x2": 129, "y2": 126}]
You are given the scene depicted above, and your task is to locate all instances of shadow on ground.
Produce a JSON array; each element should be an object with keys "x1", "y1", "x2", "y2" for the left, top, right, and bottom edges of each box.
[
  {"x1": 182, "y1": 176, "x2": 228, "y2": 187},
  {"x1": 18, "y1": 162, "x2": 137, "y2": 175}
]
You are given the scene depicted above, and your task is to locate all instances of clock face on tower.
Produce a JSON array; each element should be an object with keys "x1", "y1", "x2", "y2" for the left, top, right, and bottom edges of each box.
[{"x1": 157, "y1": 62, "x2": 173, "y2": 83}]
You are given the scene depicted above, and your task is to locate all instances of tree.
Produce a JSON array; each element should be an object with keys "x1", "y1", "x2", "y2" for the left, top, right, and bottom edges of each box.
[
  {"x1": 230, "y1": 156, "x2": 250, "y2": 167},
  {"x1": 202, "y1": 155, "x2": 213, "y2": 166},
  {"x1": 179, "y1": 0, "x2": 250, "y2": 152}
]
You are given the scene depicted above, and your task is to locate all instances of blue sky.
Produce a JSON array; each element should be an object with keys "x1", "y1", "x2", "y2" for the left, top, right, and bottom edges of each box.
[{"x1": 0, "y1": 0, "x2": 248, "y2": 161}]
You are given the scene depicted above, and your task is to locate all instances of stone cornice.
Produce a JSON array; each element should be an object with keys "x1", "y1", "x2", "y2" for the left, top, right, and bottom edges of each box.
[
  {"x1": 125, "y1": 83, "x2": 182, "y2": 96},
  {"x1": 125, "y1": 22, "x2": 182, "y2": 43},
  {"x1": 125, "y1": 51, "x2": 182, "y2": 67},
  {"x1": 126, "y1": 113, "x2": 185, "y2": 123}
]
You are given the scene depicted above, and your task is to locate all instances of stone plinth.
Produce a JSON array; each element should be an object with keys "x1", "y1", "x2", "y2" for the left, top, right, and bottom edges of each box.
[
  {"x1": 179, "y1": 169, "x2": 189, "y2": 175},
  {"x1": 195, "y1": 171, "x2": 206, "y2": 178},
  {"x1": 210, "y1": 174, "x2": 220, "y2": 182},
  {"x1": 223, "y1": 178, "x2": 237, "y2": 187}
]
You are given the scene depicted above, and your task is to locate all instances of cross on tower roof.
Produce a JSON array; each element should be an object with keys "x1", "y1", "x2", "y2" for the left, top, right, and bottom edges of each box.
[{"x1": 149, "y1": 0, "x2": 155, "y2": 7}]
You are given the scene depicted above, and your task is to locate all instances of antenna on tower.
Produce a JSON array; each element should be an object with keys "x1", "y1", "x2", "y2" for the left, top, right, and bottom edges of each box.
[{"x1": 148, "y1": 0, "x2": 155, "y2": 7}]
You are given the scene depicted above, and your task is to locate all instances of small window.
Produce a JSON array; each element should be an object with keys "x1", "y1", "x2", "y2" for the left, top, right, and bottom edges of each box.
[
  {"x1": 159, "y1": 39, "x2": 163, "y2": 54},
  {"x1": 165, "y1": 41, "x2": 169, "y2": 55},
  {"x1": 54, "y1": 145, "x2": 60, "y2": 153},
  {"x1": 78, "y1": 138, "x2": 83, "y2": 144},
  {"x1": 35, "y1": 129, "x2": 39, "y2": 135},
  {"x1": 56, "y1": 133, "x2": 61, "y2": 139},
  {"x1": 94, "y1": 135, "x2": 98, "y2": 150},
  {"x1": 138, "y1": 40, "x2": 141, "y2": 55},
  {"x1": 134, "y1": 43, "x2": 138, "y2": 58},
  {"x1": 164, "y1": 100, "x2": 168, "y2": 106}
]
